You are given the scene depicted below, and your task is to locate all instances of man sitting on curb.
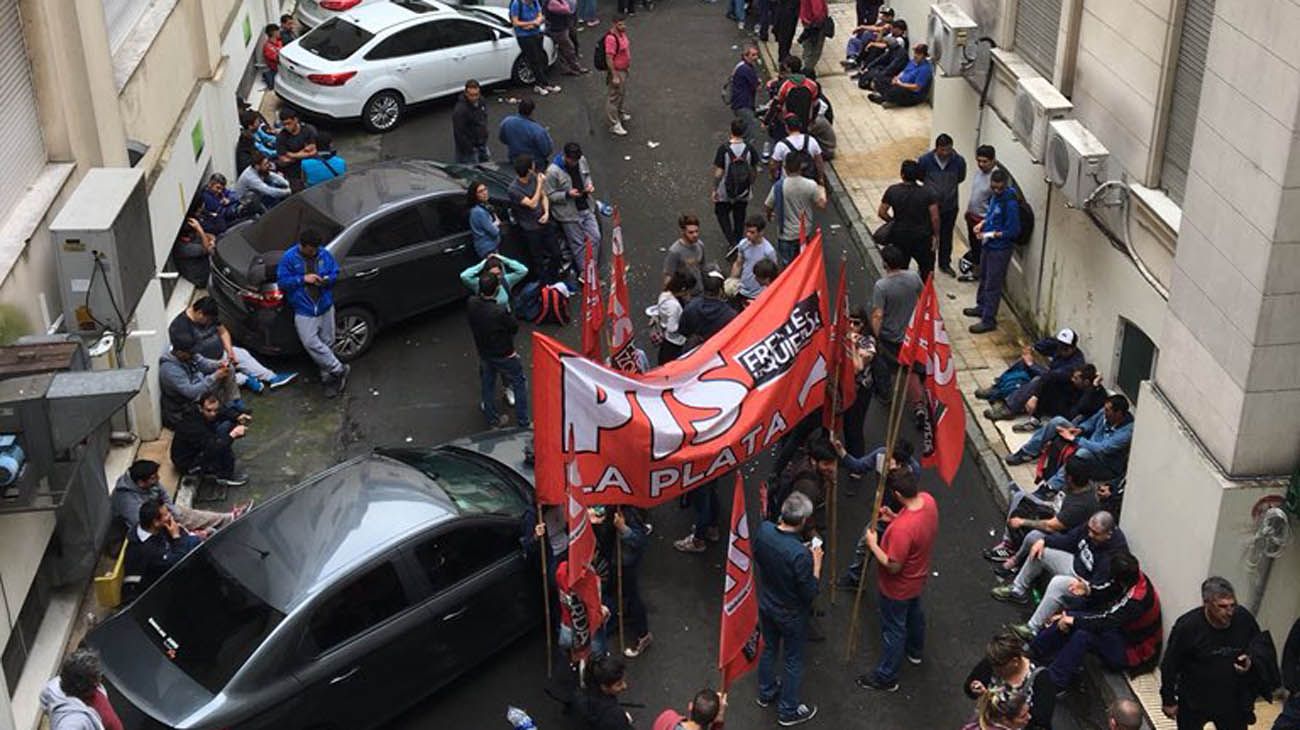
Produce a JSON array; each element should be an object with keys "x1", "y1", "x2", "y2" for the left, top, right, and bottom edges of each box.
[
  {"x1": 983, "y1": 459, "x2": 1099, "y2": 573},
  {"x1": 975, "y1": 328, "x2": 1084, "y2": 421},
  {"x1": 123, "y1": 499, "x2": 203, "y2": 600},
  {"x1": 112, "y1": 459, "x2": 249, "y2": 537},
  {"x1": 1010, "y1": 363, "x2": 1107, "y2": 435},
  {"x1": 1005, "y1": 395, "x2": 1135, "y2": 493},
  {"x1": 170, "y1": 392, "x2": 251, "y2": 487},
  {"x1": 991, "y1": 510, "x2": 1128, "y2": 640},
  {"x1": 158, "y1": 328, "x2": 239, "y2": 430}
]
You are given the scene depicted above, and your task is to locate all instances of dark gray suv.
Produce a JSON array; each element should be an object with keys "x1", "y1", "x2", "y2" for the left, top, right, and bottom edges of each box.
[{"x1": 87, "y1": 429, "x2": 540, "y2": 730}]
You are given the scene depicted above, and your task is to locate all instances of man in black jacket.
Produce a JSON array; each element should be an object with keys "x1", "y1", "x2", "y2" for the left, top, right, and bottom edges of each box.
[
  {"x1": 452, "y1": 80, "x2": 490, "y2": 164},
  {"x1": 578, "y1": 654, "x2": 633, "y2": 730},
  {"x1": 467, "y1": 272, "x2": 530, "y2": 428},
  {"x1": 169, "y1": 392, "x2": 250, "y2": 486},
  {"x1": 122, "y1": 499, "x2": 202, "y2": 600},
  {"x1": 1275, "y1": 617, "x2": 1300, "y2": 730},
  {"x1": 678, "y1": 270, "x2": 737, "y2": 347}
]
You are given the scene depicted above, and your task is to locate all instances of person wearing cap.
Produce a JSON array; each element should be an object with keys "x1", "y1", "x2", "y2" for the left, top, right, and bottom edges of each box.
[
  {"x1": 158, "y1": 326, "x2": 238, "y2": 430},
  {"x1": 869, "y1": 42, "x2": 932, "y2": 107},
  {"x1": 111, "y1": 459, "x2": 250, "y2": 535},
  {"x1": 976, "y1": 328, "x2": 1085, "y2": 420},
  {"x1": 545, "y1": 142, "x2": 603, "y2": 272}
]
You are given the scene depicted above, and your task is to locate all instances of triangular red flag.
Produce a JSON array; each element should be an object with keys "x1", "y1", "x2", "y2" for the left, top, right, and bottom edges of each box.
[
  {"x1": 719, "y1": 474, "x2": 762, "y2": 689},
  {"x1": 564, "y1": 454, "x2": 595, "y2": 589},
  {"x1": 556, "y1": 560, "x2": 605, "y2": 660},
  {"x1": 607, "y1": 208, "x2": 641, "y2": 372},
  {"x1": 823, "y1": 258, "x2": 855, "y2": 432},
  {"x1": 898, "y1": 276, "x2": 964, "y2": 484},
  {"x1": 581, "y1": 237, "x2": 604, "y2": 361}
]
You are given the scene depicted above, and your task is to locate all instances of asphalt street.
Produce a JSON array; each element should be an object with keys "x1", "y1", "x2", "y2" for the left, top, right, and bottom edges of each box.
[{"x1": 222, "y1": 2, "x2": 1080, "y2": 726}]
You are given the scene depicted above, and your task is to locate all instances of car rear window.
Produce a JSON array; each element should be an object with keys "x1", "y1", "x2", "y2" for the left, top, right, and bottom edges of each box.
[
  {"x1": 299, "y1": 17, "x2": 374, "y2": 61},
  {"x1": 245, "y1": 199, "x2": 343, "y2": 253},
  {"x1": 382, "y1": 451, "x2": 528, "y2": 515},
  {"x1": 131, "y1": 551, "x2": 284, "y2": 693}
]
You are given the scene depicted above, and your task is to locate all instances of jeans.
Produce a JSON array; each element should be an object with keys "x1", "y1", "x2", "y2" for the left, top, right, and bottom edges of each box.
[
  {"x1": 1272, "y1": 693, "x2": 1300, "y2": 730},
  {"x1": 729, "y1": 0, "x2": 745, "y2": 21},
  {"x1": 880, "y1": 83, "x2": 927, "y2": 106},
  {"x1": 736, "y1": 106, "x2": 760, "y2": 149},
  {"x1": 617, "y1": 561, "x2": 650, "y2": 639},
  {"x1": 774, "y1": 2, "x2": 799, "y2": 64},
  {"x1": 1005, "y1": 374, "x2": 1043, "y2": 415},
  {"x1": 855, "y1": 0, "x2": 880, "y2": 25},
  {"x1": 454, "y1": 144, "x2": 491, "y2": 165},
  {"x1": 480, "y1": 354, "x2": 530, "y2": 427},
  {"x1": 293, "y1": 310, "x2": 344, "y2": 381},
  {"x1": 714, "y1": 200, "x2": 748, "y2": 252},
  {"x1": 758, "y1": 609, "x2": 809, "y2": 718},
  {"x1": 1010, "y1": 547, "x2": 1076, "y2": 631},
  {"x1": 776, "y1": 238, "x2": 800, "y2": 267},
  {"x1": 897, "y1": 234, "x2": 934, "y2": 283},
  {"x1": 1031, "y1": 623, "x2": 1127, "y2": 689},
  {"x1": 519, "y1": 225, "x2": 562, "y2": 284},
  {"x1": 577, "y1": 0, "x2": 597, "y2": 22},
  {"x1": 755, "y1": 0, "x2": 772, "y2": 37},
  {"x1": 692, "y1": 479, "x2": 720, "y2": 540},
  {"x1": 977, "y1": 246, "x2": 1013, "y2": 326},
  {"x1": 1045, "y1": 446, "x2": 1126, "y2": 491},
  {"x1": 872, "y1": 593, "x2": 925, "y2": 684},
  {"x1": 800, "y1": 28, "x2": 826, "y2": 77},
  {"x1": 517, "y1": 34, "x2": 550, "y2": 86},
  {"x1": 558, "y1": 211, "x2": 603, "y2": 270},
  {"x1": 937, "y1": 207, "x2": 958, "y2": 269},
  {"x1": 1017, "y1": 415, "x2": 1073, "y2": 458},
  {"x1": 230, "y1": 346, "x2": 276, "y2": 387}
]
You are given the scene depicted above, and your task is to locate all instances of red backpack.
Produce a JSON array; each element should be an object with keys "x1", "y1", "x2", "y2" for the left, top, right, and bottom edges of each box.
[{"x1": 534, "y1": 284, "x2": 572, "y2": 326}]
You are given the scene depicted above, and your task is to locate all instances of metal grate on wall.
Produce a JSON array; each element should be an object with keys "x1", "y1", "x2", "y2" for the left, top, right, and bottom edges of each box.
[
  {"x1": 1160, "y1": 0, "x2": 1217, "y2": 205},
  {"x1": 0, "y1": 0, "x2": 47, "y2": 220},
  {"x1": 1013, "y1": 0, "x2": 1063, "y2": 79}
]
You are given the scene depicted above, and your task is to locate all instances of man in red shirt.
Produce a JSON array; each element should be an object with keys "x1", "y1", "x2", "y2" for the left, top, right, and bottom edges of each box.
[
  {"x1": 603, "y1": 16, "x2": 632, "y2": 136},
  {"x1": 261, "y1": 24, "x2": 282, "y2": 90},
  {"x1": 858, "y1": 467, "x2": 939, "y2": 692}
]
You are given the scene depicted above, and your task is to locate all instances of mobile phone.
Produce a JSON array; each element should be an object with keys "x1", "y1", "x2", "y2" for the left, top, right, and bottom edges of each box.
[{"x1": 809, "y1": 535, "x2": 823, "y2": 550}]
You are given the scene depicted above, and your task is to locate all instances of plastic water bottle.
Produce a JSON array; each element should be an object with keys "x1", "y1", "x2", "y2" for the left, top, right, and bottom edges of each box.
[{"x1": 506, "y1": 706, "x2": 536, "y2": 730}]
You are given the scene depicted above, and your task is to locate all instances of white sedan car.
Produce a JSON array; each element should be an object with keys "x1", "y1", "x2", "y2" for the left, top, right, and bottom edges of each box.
[
  {"x1": 277, "y1": 0, "x2": 554, "y2": 133},
  {"x1": 295, "y1": 0, "x2": 509, "y2": 29}
]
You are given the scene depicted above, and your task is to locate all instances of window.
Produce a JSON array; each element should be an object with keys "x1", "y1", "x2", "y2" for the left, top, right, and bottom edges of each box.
[
  {"x1": 351, "y1": 208, "x2": 431, "y2": 256},
  {"x1": 1114, "y1": 319, "x2": 1157, "y2": 404},
  {"x1": 1160, "y1": 0, "x2": 1217, "y2": 205},
  {"x1": 382, "y1": 450, "x2": 529, "y2": 515},
  {"x1": 1013, "y1": 0, "x2": 1063, "y2": 78},
  {"x1": 413, "y1": 525, "x2": 519, "y2": 591},
  {"x1": 419, "y1": 195, "x2": 473, "y2": 238},
  {"x1": 246, "y1": 199, "x2": 344, "y2": 253},
  {"x1": 0, "y1": 0, "x2": 46, "y2": 219},
  {"x1": 366, "y1": 24, "x2": 436, "y2": 60},
  {"x1": 301, "y1": 18, "x2": 376, "y2": 61},
  {"x1": 430, "y1": 20, "x2": 497, "y2": 49},
  {"x1": 308, "y1": 562, "x2": 410, "y2": 653}
]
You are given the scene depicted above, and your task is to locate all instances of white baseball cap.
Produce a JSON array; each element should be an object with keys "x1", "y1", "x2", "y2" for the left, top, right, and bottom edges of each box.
[{"x1": 1056, "y1": 328, "x2": 1078, "y2": 346}]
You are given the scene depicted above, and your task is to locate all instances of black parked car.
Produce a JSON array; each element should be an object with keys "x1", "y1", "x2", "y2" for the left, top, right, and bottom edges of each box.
[
  {"x1": 87, "y1": 428, "x2": 541, "y2": 730},
  {"x1": 208, "y1": 160, "x2": 528, "y2": 361}
]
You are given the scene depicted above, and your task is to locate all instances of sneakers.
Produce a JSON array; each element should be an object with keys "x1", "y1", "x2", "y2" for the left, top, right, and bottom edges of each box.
[
  {"x1": 621, "y1": 112, "x2": 632, "y2": 121},
  {"x1": 958, "y1": 272, "x2": 979, "y2": 283},
  {"x1": 839, "y1": 59, "x2": 857, "y2": 69},
  {"x1": 488, "y1": 414, "x2": 510, "y2": 429},
  {"x1": 1005, "y1": 450, "x2": 1034, "y2": 466},
  {"x1": 984, "y1": 403, "x2": 1013, "y2": 421},
  {"x1": 505, "y1": 388, "x2": 516, "y2": 407},
  {"x1": 993, "y1": 561, "x2": 1018, "y2": 580},
  {"x1": 216, "y1": 472, "x2": 250, "y2": 487},
  {"x1": 974, "y1": 385, "x2": 999, "y2": 400},
  {"x1": 969, "y1": 321, "x2": 997, "y2": 334},
  {"x1": 755, "y1": 683, "x2": 780, "y2": 708},
  {"x1": 534, "y1": 85, "x2": 550, "y2": 95},
  {"x1": 778, "y1": 704, "x2": 818, "y2": 726},
  {"x1": 962, "y1": 306, "x2": 983, "y2": 318},
  {"x1": 611, "y1": 123, "x2": 629, "y2": 136},
  {"x1": 548, "y1": 84, "x2": 562, "y2": 93},
  {"x1": 867, "y1": 93, "x2": 885, "y2": 104},
  {"x1": 991, "y1": 584, "x2": 1029, "y2": 605},
  {"x1": 623, "y1": 632, "x2": 653, "y2": 658},
  {"x1": 231, "y1": 499, "x2": 255, "y2": 519},
  {"x1": 1008, "y1": 623, "x2": 1035, "y2": 641},
  {"x1": 983, "y1": 542, "x2": 1014, "y2": 562},
  {"x1": 673, "y1": 535, "x2": 707, "y2": 553},
  {"x1": 244, "y1": 377, "x2": 265, "y2": 395},
  {"x1": 856, "y1": 674, "x2": 898, "y2": 692},
  {"x1": 906, "y1": 654, "x2": 923, "y2": 666},
  {"x1": 1012, "y1": 419, "x2": 1041, "y2": 434},
  {"x1": 266, "y1": 372, "x2": 298, "y2": 389},
  {"x1": 704, "y1": 526, "x2": 721, "y2": 542},
  {"x1": 939, "y1": 265, "x2": 958, "y2": 277}
]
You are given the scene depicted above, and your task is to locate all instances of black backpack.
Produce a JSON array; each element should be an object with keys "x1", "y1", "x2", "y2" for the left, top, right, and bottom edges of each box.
[
  {"x1": 592, "y1": 31, "x2": 619, "y2": 72},
  {"x1": 778, "y1": 135, "x2": 818, "y2": 180},
  {"x1": 997, "y1": 166, "x2": 1036, "y2": 246},
  {"x1": 722, "y1": 144, "x2": 756, "y2": 200},
  {"x1": 783, "y1": 81, "x2": 816, "y2": 129}
]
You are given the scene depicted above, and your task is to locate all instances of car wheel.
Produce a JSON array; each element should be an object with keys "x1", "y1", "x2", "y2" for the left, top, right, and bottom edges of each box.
[
  {"x1": 332, "y1": 307, "x2": 376, "y2": 362},
  {"x1": 511, "y1": 54, "x2": 536, "y2": 86},
  {"x1": 361, "y1": 90, "x2": 404, "y2": 133}
]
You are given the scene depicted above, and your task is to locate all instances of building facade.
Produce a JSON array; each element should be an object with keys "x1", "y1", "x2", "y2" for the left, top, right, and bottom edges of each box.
[
  {"x1": 0, "y1": 2, "x2": 285, "y2": 729},
  {"x1": 898, "y1": 0, "x2": 1299, "y2": 649}
]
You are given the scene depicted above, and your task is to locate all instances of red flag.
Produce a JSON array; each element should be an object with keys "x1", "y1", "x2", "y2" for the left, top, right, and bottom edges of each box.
[
  {"x1": 556, "y1": 560, "x2": 605, "y2": 660},
  {"x1": 565, "y1": 478, "x2": 595, "y2": 588},
  {"x1": 822, "y1": 258, "x2": 855, "y2": 432},
  {"x1": 898, "y1": 276, "x2": 964, "y2": 484},
  {"x1": 798, "y1": 213, "x2": 808, "y2": 249},
  {"x1": 607, "y1": 208, "x2": 641, "y2": 372},
  {"x1": 719, "y1": 475, "x2": 762, "y2": 689},
  {"x1": 581, "y1": 237, "x2": 603, "y2": 361}
]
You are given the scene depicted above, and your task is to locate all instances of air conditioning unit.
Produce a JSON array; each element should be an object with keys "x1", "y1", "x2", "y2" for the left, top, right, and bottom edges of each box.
[
  {"x1": 1046, "y1": 119, "x2": 1110, "y2": 208},
  {"x1": 928, "y1": 3, "x2": 978, "y2": 77},
  {"x1": 1013, "y1": 77, "x2": 1073, "y2": 163}
]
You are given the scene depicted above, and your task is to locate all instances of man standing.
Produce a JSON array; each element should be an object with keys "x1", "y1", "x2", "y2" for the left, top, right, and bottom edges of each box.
[
  {"x1": 508, "y1": 154, "x2": 560, "y2": 284},
  {"x1": 712, "y1": 118, "x2": 761, "y2": 250},
  {"x1": 966, "y1": 169, "x2": 1020, "y2": 334},
  {"x1": 754, "y1": 492, "x2": 821, "y2": 726},
  {"x1": 857, "y1": 468, "x2": 939, "y2": 692},
  {"x1": 604, "y1": 16, "x2": 632, "y2": 137},
  {"x1": 467, "y1": 272, "x2": 530, "y2": 428},
  {"x1": 545, "y1": 142, "x2": 601, "y2": 272},
  {"x1": 797, "y1": 0, "x2": 829, "y2": 77},
  {"x1": 662, "y1": 213, "x2": 707, "y2": 295},
  {"x1": 510, "y1": 0, "x2": 560, "y2": 95},
  {"x1": 452, "y1": 80, "x2": 490, "y2": 164},
  {"x1": 729, "y1": 45, "x2": 762, "y2": 149},
  {"x1": 274, "y1": 107, "x2": 318, "y2": 192},
  {"x1": 261, "y1": 24, "x2": 282, "y2": 90},
  {"x1": 917, "y1": 134, "x2": 967, "y2": 277},
  {"x1": 764, "y1": 154, "x2": 828, "y2": 266},
  {"x1": 878, "y1": 159, "x2": 939, "y2": 282},
  {"x1": 278, "y1": 13, "x2": 298, "y2": 43},
  {"x1": 276, "y1": 229, "x2": 349, "y2": 398},
  {"x1": 869, "y1": 245, "x2": 923, "y2": 416},
  {"x1": 1161, "y1": 577, "x2": 1263, "y2": 730},
  {"x1": 960, "y1": 145, "x2": 997, "y2": 282},
  {"x1": 498, "y1": 99, "x2": 554, "y2": 167},
  {"x1": 773, "y1": 0, "x2": 801, "y2": 70}
]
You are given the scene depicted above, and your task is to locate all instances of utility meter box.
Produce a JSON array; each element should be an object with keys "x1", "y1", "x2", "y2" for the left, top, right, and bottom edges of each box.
[{"x1": 50, "y1": 168, "x2": 155, "y2": 336}]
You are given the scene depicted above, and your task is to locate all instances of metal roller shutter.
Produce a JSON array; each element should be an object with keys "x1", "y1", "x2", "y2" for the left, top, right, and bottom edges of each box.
[
  {"x1": 1160, "y1": 0, "x2": 1216, "y2": 205},
  {"x1": 0, "y1": 0, "x2": 46, "y2": 219},
  {"x1": 1013, "y1": 0, "x2": 1063, "y2": 78}
]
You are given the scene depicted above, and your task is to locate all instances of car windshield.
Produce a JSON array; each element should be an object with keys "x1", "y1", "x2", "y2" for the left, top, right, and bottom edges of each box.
[
  {"x1": 383, "y1": 450, "x2": 527, "y2": 515},
  {"x1": 245, "y1": 199, "x2": 343, "y2": 253},
  {"x1": 299, "y1": 18, "x2": 374, "y2": 61},
  {"x1": 130, "y1": 550, "x2": 284, "y2": 694}
]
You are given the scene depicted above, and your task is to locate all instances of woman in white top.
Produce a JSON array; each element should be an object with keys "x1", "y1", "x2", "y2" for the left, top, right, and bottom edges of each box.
[{"x1": 651, "y1": 271, "x2": 694, "y2": 365}]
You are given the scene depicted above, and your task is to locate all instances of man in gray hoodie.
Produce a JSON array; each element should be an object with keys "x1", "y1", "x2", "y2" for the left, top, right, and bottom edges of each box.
[
  {"x1": 111, "y1": 459, "x2": 248, "y2": 536},
  {"x1": 158, "y1": 327, "x2": 237, "y2": 429},
  {"x1": 545, "y1": 142, "x2": 603, "y2": 273},
  {"x1": 40, "y1": 649, "x2": 113, "y2": 730}
]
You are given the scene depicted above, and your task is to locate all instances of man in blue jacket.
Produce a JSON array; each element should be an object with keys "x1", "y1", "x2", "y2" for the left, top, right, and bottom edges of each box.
[
  {"x1": 276, "y1": 229, "x2": 349, "y2": 398},
  {"x1": 1005, "y1": 395, "x2": 1135, "y2": 492},
  {"x1": 917, "y1": 134, "x2": 967, "y2": 277},
  {"x1": 965, "y1": 169, "x2": 1020, "y2": 334},
  {"x1": 498, "y1": 99, "x2": 554, "y2": 168}
]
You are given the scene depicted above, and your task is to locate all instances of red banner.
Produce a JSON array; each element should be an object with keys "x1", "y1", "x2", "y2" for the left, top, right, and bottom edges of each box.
[
  {"x1": 719, "y1": 475, "x2": 762, "y2": 689},
  {"x1": 607, "y1": 210, "x2": 640, "y2": 372},
  {"x1": 565, "y1": 464, "x2": 595, "y2": 587},
  {"x1": 532, "y1": 235, "x2": 831, "y2": 506},
  {"x1": 556, "y1": 560, "x2": 604, "y2": 660},
  {"x1": 581, "y1": 237, "x2": 603, "y2": 361},
  {"x1": 822, "y1": 258, "x2": 855, "y2": 432},
  {"x1": 898, "y1": 276, "x2": 964, "y2": 484}
]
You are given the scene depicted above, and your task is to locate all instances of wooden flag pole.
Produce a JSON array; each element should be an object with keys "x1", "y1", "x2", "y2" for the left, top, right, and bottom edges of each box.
[
  {"x1": 616, "y1": 507, "x2": 626, "y2": 654},
  {"x1": 537, "y1": 505, "x2": 554, "y2": 678},
  {"x1": 825, "y1": 252, "x2": 848, "y2": 607},
  {"x1": 844, "y1": 361, "x2": 910, "y2": 661}
]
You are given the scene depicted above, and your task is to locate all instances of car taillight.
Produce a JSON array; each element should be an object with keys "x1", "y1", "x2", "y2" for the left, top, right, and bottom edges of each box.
[
  {"x1": 320, "y1": 0, "x2": 361, "y2": 9},
  {"x1": 307, "y1": 71, "x2": 358, "y2": 86},
  {"x1": 240, "y1": 288, "x2": 284, "y2": 310}
]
